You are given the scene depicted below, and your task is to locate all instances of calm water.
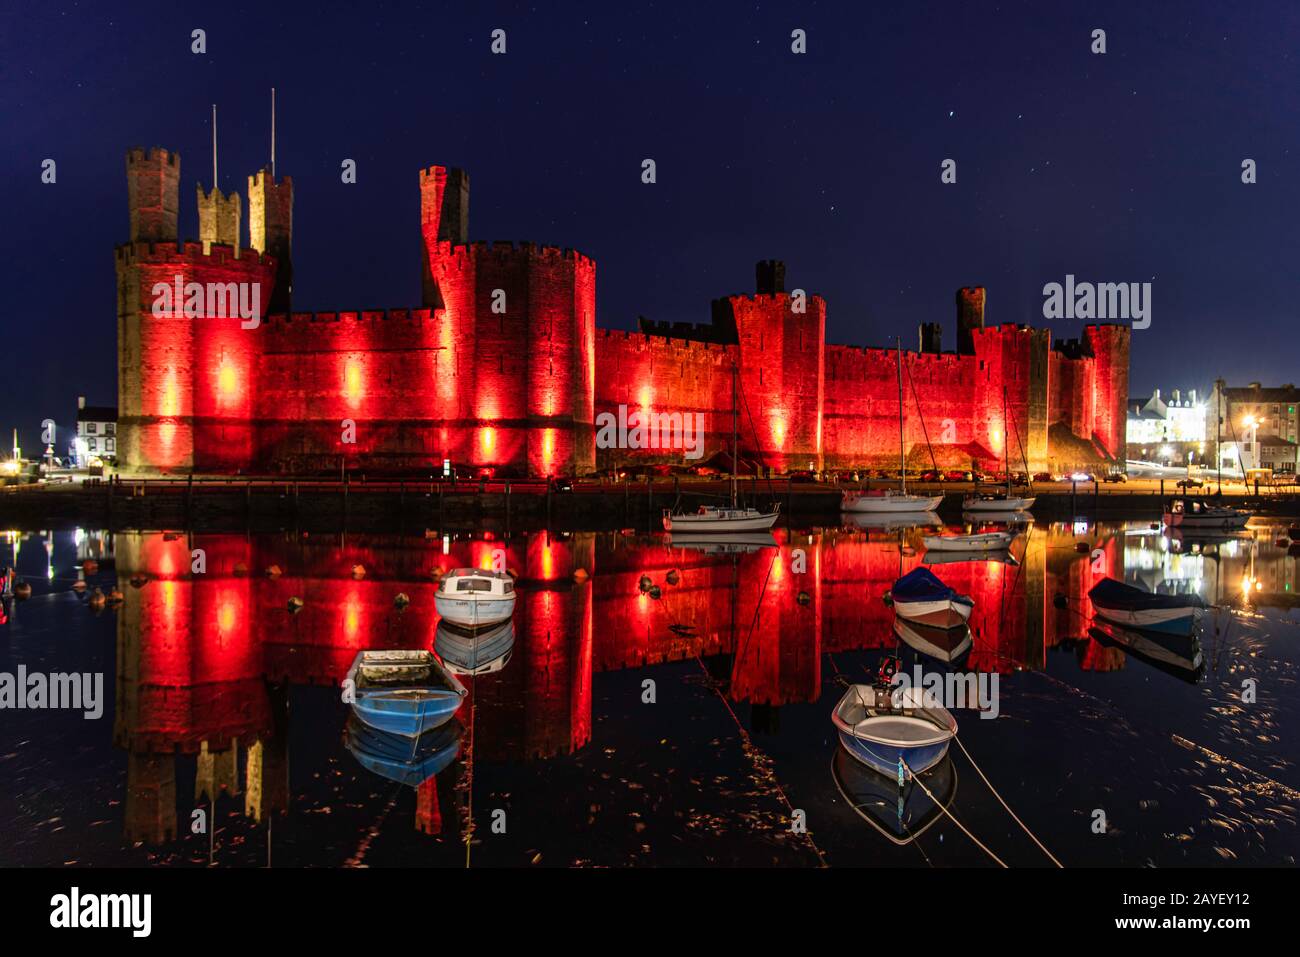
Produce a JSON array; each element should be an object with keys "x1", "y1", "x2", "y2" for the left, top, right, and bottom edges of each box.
[{"x1": 0, "y1": 519, "x2": 1296, "y2": 867}]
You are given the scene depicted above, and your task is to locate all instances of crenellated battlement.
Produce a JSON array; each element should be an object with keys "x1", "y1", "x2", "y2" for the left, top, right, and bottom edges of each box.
[
  {"x1": 126, "y1": 146, "x2": 179, "y2": 168},
  {"x1": 429, "y1": 238, "x2": 595, "y2": 267},
  {"x1": 262, "y1": 307, "x2": 438, "y2": 325},
  {"x1": 115, "y1": 240, "x2": 274, "y2": 269}
]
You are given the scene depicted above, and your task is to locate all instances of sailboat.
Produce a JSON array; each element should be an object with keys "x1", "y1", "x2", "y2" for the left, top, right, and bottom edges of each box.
[
  {"x1": 663, "y1": 364, "x2": 780, "y2": 533},
  {"x1": 842, "y1": 339, "x2": 943, "y2": 514},
  {"x1": 963, "y1": 387, "x2": 1035, "y2": 513}
]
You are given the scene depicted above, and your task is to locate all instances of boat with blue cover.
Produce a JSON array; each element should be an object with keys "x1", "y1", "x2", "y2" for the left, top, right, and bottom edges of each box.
[
  {"x1": 832, "y1": 680, "x2": 958, "y2": 778},
  {"x1": 1087, "y1": 577, "x2": 1205, "y2": 637},
  {"x1": 887, "y1": 566, "x2": 974, "y2": 628},
  {"x1": 346, "y1": 649, "x2": 468, "y2": 737},
  {"x1": 345, "y1": 715, "x2": 462, "y2": 786}
]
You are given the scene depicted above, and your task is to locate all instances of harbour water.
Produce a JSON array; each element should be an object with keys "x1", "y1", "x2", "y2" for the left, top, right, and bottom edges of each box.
[{"x1": 0, "y1": 520, "x2": 1296, "y2": 867}]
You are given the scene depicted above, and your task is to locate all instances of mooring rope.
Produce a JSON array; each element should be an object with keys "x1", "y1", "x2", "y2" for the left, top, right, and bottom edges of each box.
[
  {"x1": 900, "y1": 756, "x2": 1007, "y2": 868},
  {"x1": 951, "y1": 734, "x2": 1063, "y2": 867}
]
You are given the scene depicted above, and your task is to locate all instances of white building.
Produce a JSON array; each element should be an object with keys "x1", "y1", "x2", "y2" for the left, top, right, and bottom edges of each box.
[{"x1": 75, "y1": 396, "x2": 118, "y2": 465}]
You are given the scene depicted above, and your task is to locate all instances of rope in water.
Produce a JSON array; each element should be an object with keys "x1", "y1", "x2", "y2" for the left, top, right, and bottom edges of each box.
[
  {"x1": 951, "y1": 734, "x2": 1063, "y2": 867},
  {"x1": 900, "y1": 756, "x2": 1006, "y2": 868}
]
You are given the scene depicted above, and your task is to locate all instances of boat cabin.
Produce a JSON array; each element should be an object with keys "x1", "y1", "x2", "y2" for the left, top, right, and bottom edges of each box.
[{"x1": 437, "y1": 568, "x2": 515, "y2": 596}]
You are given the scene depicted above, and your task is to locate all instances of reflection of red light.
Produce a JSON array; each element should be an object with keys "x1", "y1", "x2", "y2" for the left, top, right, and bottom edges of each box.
[
  {"x1": 480, "y1": 427, "x2": 495, "y2": 456},
  {"x1": 218, "y1": 601, "x2": 236, "y2": 632}
]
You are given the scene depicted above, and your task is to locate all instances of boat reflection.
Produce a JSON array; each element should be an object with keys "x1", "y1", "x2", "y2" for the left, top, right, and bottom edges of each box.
[
  {"x1": 1088, "y1": 621, "x2": 1205, "y2": 684},
  {"x1": 832, "y1": 747, "x2": 958, "y2": 847},
  {"x1": 435, "y1": 618, "x2": 515, "y2": 675},
  {"x1": 345, "y1": 715, "x2": 463, "y2": 787},
  {"x1": 669, "y1": 530, "x2": 777, "y2": 554},
  {"x1": 893, "y1": 615, "x2": 973, "y2": 664}
]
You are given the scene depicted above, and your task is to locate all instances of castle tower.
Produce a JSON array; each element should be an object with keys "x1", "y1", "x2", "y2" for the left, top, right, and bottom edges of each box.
[
  {"x1": 126, "y1": 147, "x2": 180, "y2": 243},
  {"x1": 1084, "y1": 324, "x2": 1131, "y2": 461},
  {"x1": 956, "y1": 286, "x2": 985, "y2": 356},
  {"x1": 248, "y1": 169, "x2": 293, "y2": 314},
  {"x1": 755, "y1": 259, "x2": 786, "y2": 295},
  {"x1": 420, "y1": 166, "x2": 470, "y2": 308},
  {"x1": 197, "y1": 185, "x2": 241, "y2": 255}
]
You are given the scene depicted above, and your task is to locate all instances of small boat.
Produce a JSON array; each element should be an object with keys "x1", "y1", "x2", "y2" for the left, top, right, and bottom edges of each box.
[
  {"x1": 842, "y1": 489, "x2": 943, "y2": 514},
  {"x1": 887, "y1": 566, "x2": 973, "y2": 628},
  {"x1": 345, "y1": 715, "x2": 462, "y2": 787},
  {"x1": 832, "y1": 747, "x2": 957, "y2": 847},
  {"x1": 1162, "y1": 497, "x2": 1250, "y2": 531},
  {"x1": 1088, "y1": 621, "x2": 1204, "y2": 684},
  {"x1": 434, "y1": 618, "x2": 515, "y2": 675},
  {"x1": 893, "y1": 615, "x2": 972, "y2": 663},
  {"x1": 346, "y1": 649, "x2": 467, "y2": 737},
  {"x1": 434, "y1": 568, "x2": 516, "y2": 627},
  {"x1": 669, "y1": 530, "x2": 777, "y2": 554},
  {"x1": 663, "y1": 504, "x2": 780, "y2": 533},
  {"x1": 1087, "y1": 577, "x2": 1205, "y2": 637},
  {"x1": 921, "y1": 530, "x2": 1015, "y2": 552},
  {"x1": 832, "y1": 683, "x2": 958, "y2": 777},
  {"x1": 962, "y1": 491, "x2": 1036, "y2": 513}
]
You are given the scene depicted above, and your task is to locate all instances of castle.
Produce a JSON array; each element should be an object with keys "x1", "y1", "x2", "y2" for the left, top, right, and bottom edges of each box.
[{"x1": 116, "y1": 147, "x2": 1128, "y2": 476}]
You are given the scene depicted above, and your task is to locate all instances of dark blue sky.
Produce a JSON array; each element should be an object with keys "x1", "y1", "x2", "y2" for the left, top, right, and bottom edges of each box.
[{"x1": 3, "y1": 0, "x2": 1297, "y2": 451}]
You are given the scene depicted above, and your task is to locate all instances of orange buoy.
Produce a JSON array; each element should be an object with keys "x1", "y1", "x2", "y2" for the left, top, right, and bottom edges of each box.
[
  {"x1": 572, "y1": 567, "x2": 590, "y2": 582},
  {"x1": 13, "y1": 581, "x2": 32, "y2": 600},
  {"x1": 82, "y1": 559, "x2": 99, "y2": 575},
  {"x1": 88, "y1": 587, "x2": 106, "y2": 609},
  {"x1": 351, "y1": 564, "x2": 366, "y2": 580},
  {"x1": 394, "y1": 592, "x2": 411, "y2": 609},
  {"x1": 287, "y1": 596, "x2": 304, "y2": 613},
  {"x1": 265, "y1": 564, "x2": 282, "y2": 578}
]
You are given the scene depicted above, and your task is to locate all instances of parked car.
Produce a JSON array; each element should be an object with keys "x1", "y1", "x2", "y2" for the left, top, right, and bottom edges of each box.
[
  {"x1": 944, "y1": 469, "x2": 974, "y2": 483},
  {"x1": 553, "y1": 476, "x2": 574, "y2": 492},
  {"x1": 918, "y1": 469, "x2": 942, "y2": 482},
  {"x1": 1102, "y1": 472, "x2": 1128, "y2": 483},
  {"x1": 1176, "y1": 477, "x2": 1204, "y2": 490},
  {"x1": 1032, "y1": 472, "x2": 1053, "y2": 483}
]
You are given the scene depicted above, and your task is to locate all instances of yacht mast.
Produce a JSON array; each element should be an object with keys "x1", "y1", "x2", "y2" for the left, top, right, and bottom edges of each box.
[
  {"x1": 1003, "y1": 387, "x2": 1011, "y2": 496},
  {"x1": 897, "y1": 338, "x2": 906, "y2": 495},
  {"x1": 731, "y1": 363, "x2": 738, "y2": 510}
]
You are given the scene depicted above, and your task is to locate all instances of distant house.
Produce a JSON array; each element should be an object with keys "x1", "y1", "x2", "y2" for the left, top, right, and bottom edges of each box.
[{"x1": 76, "y1": 396, "x2": 118, "y2": 464}]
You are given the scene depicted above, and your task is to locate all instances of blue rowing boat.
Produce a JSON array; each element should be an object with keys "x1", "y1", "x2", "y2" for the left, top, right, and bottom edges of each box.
[
  {"x1": 1088, "y1": 578, "x2": 1205, "y2": 637},
  {"x1": 832, "y1": 684, "x2": 958, "y2": 777},
  {"x1": 346, "y1": 649, "x2": 468, "y2": 738}
]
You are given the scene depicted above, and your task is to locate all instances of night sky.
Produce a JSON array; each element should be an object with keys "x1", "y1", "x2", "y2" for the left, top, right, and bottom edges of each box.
[{"x1": 3, "y1": 0, "x2": 1298, "y2": 452}]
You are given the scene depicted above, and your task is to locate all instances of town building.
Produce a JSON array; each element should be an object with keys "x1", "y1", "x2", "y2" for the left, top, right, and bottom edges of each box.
[{"x1": 75, "y1": 396, "x2": 119, "y2": 465}]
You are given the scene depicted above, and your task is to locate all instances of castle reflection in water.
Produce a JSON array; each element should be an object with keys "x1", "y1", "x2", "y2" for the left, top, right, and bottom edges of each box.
[{"x1": 55, "y1": 520, "x2": 1292, "y2": 848}]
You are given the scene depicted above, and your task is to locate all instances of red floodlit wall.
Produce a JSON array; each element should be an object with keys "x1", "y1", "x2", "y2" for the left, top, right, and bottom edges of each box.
[
  {"x1": 117, "y1": 150, "x2": 1125, "y2": 476},
  {"x1": 1085, "y1": 324, "x2": 1131, "y2": 460}
]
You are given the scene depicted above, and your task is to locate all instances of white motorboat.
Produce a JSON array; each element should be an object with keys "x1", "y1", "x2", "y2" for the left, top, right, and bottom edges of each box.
[
  {"x1": 1162, "y1": 497, "x2": 1250, "y2": 531},
  {"x1": 434, "y1": 568, "x2": 516, "y2": 628},
  {"x1": 921, "y1": 530, "x2": 1016, "y2": 552},
  {"x1": 662, "y1": 364, "x2": 780, "y2": 534},
  {"x1": 832, "y1": 683, "x2": 958, "y2": 777},
  {"x1": 841, "y1": 339, "x2": 941, "y2": 515}
]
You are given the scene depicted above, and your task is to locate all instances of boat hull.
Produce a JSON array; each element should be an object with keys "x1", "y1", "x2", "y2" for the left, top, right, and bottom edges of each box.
[
  {"x1": 434, "y1": 593, "x2": 515, "y2": 627},
  {"x1": 1092, "y1": 603, "x2": 1203, "y2": 637},
  {"x1": 963, "y1": 496, "x2": 1035, "y2": 513},
  {"x1": 842, "y1": 493, "x2": 942, "y2": 514},
  {"x1": 893, "y1": 616, "x2": 973, "y2": 663},
  {"x1": 1163, "y1": 511, "x2": 1249, "y2": 530},
  {"x1": 663, "y1": 511, "x2": 780, "y2": 532},
  {"x1": 891, "y1": 597, "x2": 973, "y2": 628},
  {"x1": 831, "y1": 747, "x2": 957, "y2": 846},
  {"x1": 836, "y1": 730, "x2": 952, "y2": 778}
]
